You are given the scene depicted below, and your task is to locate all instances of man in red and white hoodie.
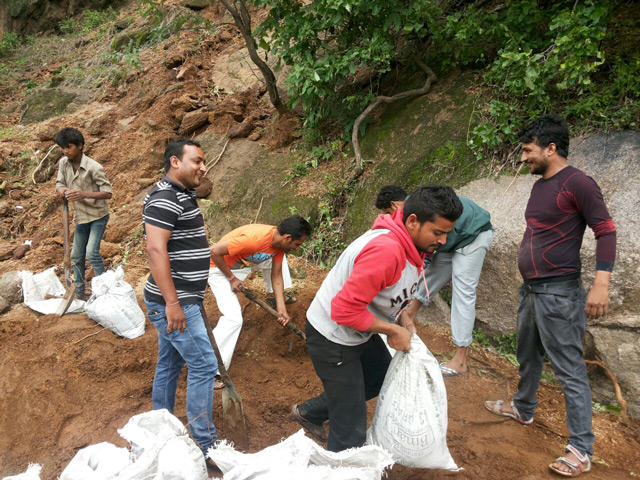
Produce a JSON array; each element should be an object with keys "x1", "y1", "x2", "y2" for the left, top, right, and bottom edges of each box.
[{"x1": 292, "y1": 185, "x2": 463, "y2": 452}]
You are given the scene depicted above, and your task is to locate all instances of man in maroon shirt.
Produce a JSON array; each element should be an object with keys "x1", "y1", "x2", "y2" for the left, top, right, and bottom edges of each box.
[{"x1": 484, "y1": 115, "x2": 616, "y2": 477}]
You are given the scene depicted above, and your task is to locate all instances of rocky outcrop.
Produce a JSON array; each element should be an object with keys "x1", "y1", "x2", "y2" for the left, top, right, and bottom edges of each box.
[
  {"x1": 1, "y1": 0, "x2": 124, "y2": 36},
  {"x1": 458, "y1": 130, "x2": 640, "y2": 417}
]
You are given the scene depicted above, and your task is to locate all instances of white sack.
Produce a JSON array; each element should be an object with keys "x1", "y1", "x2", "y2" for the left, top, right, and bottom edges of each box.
[
  {"x1": 208, "y1": 429, "x2": 393, "y2": 480},
  {"x1": 85, "y1": 267, "x2": 145, "y2": 339},
  {"x1": 366, "y1": 335, "x2": 459, "y2": 470},
  {"x1": 116, "y1": 409, "x2": 207, "y2": 480},
  {"x1": 20, "y1": 267, "x2": 85, "y2": 315},
  {"x1": 59, "y1": 442, "x2": 131, "y2": 480},
  {"x1": 1, "y1": 464, "x2": 42, "y2": 480}
]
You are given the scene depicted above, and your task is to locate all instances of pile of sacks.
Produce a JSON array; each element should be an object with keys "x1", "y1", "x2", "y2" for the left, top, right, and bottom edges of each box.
[{"x1": 19, "y1": 266, "x2": 144, "y2": 339}]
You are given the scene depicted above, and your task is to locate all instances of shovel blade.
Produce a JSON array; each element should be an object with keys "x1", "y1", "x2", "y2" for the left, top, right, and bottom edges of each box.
[
  {"x1": 222, "y1": 388, "x2": 248, "y2": 448},
  {"x1": 57, "y1": 284, "x2": 77, "y2": 317}
]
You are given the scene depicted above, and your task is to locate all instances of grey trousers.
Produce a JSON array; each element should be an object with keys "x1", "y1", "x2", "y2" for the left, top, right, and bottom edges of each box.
[
  {"x1": 513, "y1": 279, "x2": 594, "y2": 457},
  {"x1": 415, "y1": 229, "x2": 494, "y2": 347}
]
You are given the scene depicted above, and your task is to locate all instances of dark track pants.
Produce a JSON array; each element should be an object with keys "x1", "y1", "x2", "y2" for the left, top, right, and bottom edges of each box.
[
  {"x1": 298, "y1": 320, "x2": 392, "y2": 452},
  {"x1": 513, "y1": 279, "x2": 594, "y2": 456}
]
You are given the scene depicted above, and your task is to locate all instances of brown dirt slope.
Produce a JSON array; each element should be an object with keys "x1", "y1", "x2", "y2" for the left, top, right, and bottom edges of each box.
[{"x1": 1, "y1": 259, "x2": 639, "y2": 479}]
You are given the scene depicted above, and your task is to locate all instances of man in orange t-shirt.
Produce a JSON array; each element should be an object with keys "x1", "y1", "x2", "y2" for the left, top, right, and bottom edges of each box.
[{"x1": 208, "y1": 216, "x2": 312, "y2": 375}]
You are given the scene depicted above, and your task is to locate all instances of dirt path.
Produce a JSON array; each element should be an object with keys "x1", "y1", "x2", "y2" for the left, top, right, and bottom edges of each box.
[{"x1": 0, "y1": 260, "x2": 638, "y2": 479}]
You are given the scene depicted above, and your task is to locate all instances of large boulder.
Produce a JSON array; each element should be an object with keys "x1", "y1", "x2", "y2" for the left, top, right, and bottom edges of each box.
[
  {"x1": 210, "y1": 45, "x2": 289, "y2": 96},
  {"x1": 458, "y1": 130, "x2": 640, "y2": 417}
]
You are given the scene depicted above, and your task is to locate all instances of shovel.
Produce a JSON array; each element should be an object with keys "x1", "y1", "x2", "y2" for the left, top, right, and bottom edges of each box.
[
  {"x1": 57, "y1": 197, "x2": 76, "y2": 316},
  {"x1": 199, "y1": 304, "x2": 248, "y2": 448},
  {"x1": 240, "y1": 287, "x2": 306, "y2": 341}
]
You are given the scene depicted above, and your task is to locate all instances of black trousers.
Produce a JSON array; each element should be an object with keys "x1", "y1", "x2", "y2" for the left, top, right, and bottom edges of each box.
[{"x1": 298, "y1": 320, "x2": 392, "y2": 452}]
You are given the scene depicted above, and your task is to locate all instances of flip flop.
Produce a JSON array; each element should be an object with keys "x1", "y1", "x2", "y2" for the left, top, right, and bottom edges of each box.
[{"x1": 439, "y1": 362, "x2": 465, "y2": 378}]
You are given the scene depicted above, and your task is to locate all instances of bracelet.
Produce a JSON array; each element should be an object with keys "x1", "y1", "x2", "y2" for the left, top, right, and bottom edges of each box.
[
  {"x1": 226, "y1": 274, "x2": 236, "y2": 282},
  {"x1": 166, "y1": 300, "x2": 180, "y2": 306}
]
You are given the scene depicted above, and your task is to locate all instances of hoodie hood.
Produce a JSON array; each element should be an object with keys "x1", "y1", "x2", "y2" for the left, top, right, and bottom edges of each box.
[{"x1": 372, "y1": 210, "x2": 425, "y2": 268}]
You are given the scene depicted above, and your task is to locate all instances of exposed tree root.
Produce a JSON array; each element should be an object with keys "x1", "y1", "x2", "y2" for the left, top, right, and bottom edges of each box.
[{"x1": 585, "y1": 357, "x2": 628, "y2": 417}]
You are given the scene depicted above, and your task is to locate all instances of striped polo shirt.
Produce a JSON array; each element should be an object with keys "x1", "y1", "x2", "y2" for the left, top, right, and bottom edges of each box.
[{"x1": 143, "y1": 175, "x2": 210, "y2": 305}]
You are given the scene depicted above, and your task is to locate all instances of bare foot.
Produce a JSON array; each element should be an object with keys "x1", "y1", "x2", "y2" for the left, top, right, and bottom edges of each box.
[{"x1": 441, "y1": 346, "x2": 468, "y2": 374}]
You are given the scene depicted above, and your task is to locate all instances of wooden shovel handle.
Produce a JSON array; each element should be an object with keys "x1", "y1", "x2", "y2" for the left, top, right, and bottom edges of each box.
[{"x1": 240, "y1": 287, "x2": 306, "y2": 341}]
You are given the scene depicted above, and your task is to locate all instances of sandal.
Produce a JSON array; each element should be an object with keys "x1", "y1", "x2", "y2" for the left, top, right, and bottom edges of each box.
[
  {"x1": 266, "y1": 295, "x2": 297, "y2": 309},
  {"x1": 549, "y1": 445, "x2": 591, "y2": 477},
  {"x1": 484, "y1": 399, "x2": 533, "y2": 425}
]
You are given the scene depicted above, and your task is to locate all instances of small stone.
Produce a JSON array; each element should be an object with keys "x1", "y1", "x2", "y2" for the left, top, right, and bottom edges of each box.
[
  {"x1": 181, "y1": 0, "x2": 210, "y2": 9},
  {"x1": 179, "y1": 108, "x2": 209, "y2": 135},
  {"x1": 164, "y1": 53, "x2": 185, "y2": 69},
  {"x1": 0, "y1": 243, "x2": 14, "y2": 261},
  {"x1": 228, "y1": 120, "x2": 255, "y2": 139},
  {"x1": 195, "y1": 176, "x2": 212, "y2": 198},
  {"x1": 176, "y1": 64, "x2": 197, "y2": 81},
  {"x1": 0, "y1": 271, "x2": 23, "y2": 304},
  {"x1": 13, "y1": 244, "x2": 30, "y2": 260},
  {"x1": 117, "y1": 116, "x2": 136, "y2": 131},
  {"x1": 248, "y1": 131, "x2": 261, "y2": 142}
]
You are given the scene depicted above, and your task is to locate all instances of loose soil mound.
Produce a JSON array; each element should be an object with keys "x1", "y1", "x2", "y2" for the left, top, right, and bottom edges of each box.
[{"x1": 1, "y1": 260, "x2": 638, "y2": 479}]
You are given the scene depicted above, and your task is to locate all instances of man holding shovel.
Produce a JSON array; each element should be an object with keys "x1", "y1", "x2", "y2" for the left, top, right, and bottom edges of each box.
[
  {"x1": 55, "y1": 128, "x2": 112, "y2": 300},
  {"x1": 143, "y1": 139, "x2": 218, "y2": 464},
  {"x1": 207, "y1": 216, "x2": 312, "y2": 381},
  {"x1": 293, "y1": 185, "x2": 463, "y2": 452}
]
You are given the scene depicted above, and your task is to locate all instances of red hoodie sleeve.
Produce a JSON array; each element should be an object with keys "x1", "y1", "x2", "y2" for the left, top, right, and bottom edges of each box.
[{"x1": 330, "y1": 236, "x2": 405, "y2": 331}]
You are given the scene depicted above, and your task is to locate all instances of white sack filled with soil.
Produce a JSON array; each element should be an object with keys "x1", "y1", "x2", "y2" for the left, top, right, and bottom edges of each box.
[
  {"x1": 85, "y1": 266, "x2": 145, "y2": 339},
  {"x1": 208, "y1": 429, "x2": 394, "y2": 480},
  {"x1": 366, "y1": 335, "x2": 459, "y2": 470},
  {"x1": 20, "y1": 267, "x2": 85, "y2": 315}
]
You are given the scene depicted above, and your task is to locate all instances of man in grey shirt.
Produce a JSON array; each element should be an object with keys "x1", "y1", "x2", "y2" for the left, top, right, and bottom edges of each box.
[{"x1": 55, "y1": 128, "x2": 112, "y2": 299}]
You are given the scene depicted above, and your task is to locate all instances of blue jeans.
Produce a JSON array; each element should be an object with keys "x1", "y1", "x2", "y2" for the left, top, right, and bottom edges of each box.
[
  {"x1": 71, "y1": 214, "x2": 109, "y2": 296},
  {"x1": 145, "y1": 300, "x2": 218, "y2": 453}
]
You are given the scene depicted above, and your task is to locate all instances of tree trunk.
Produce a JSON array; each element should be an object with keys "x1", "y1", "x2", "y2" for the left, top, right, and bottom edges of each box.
[{"x1": 219, "y1": 0, "x2": 287, "y2": 115}]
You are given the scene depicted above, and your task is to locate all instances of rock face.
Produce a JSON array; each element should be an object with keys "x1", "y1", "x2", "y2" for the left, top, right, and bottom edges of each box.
[
  {"x1": 21, "y1": 87, "x2": 82, "y2": 124},
  {"x1": 458, "y1": 130, "x2": 640, "y2": 417}
]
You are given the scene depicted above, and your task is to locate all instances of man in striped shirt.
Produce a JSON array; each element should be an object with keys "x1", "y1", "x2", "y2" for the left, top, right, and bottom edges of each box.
[{"x1": 143, "y1": 139, "x2": 218, "y2": 463}]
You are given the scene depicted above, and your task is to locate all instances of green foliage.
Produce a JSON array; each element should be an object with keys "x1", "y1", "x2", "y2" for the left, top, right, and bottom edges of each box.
[
  {"x1": 139, "y1": 0, "x2": 217, "y2": 46},
  {"x1": 301, "y1": 200, "x2": 346, "y2": 269},
  {"x1": 287, "y1": 134, "x2": 345, "y2": 181},
  {"x1": 0, "y1": 63, "x2": 9, "y2": 84},
  {"x1": 254, "y1": 0, "x2": 439, "y2": 129},
  {"x1": 58, "y1": 18, "x2": 76, "y2": 35},
  {"x1": 473, "y1": 328, "x2": 519, "y2": 365},
  {"x1": 104, "y1": 41, "x2": 143, "y2": 84},
  {"x1": 592, "y1": 402, "x2": 621, "y2": 414},
  {"x1": 59, "y1": 8, "x2": 118, "y2": 36},
  {"x1": 0, "y1": 32, "x2": 23, "y2": 57},
  {"x1": 426, "y1": 0, "x2": 635, "y2": 161}
]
